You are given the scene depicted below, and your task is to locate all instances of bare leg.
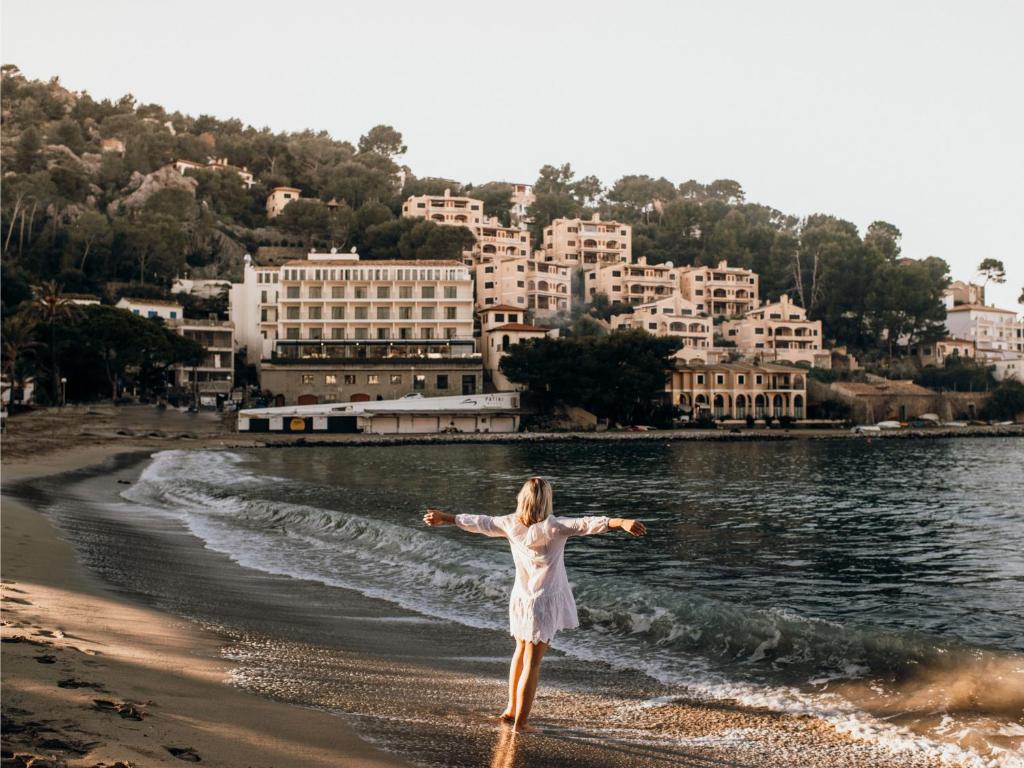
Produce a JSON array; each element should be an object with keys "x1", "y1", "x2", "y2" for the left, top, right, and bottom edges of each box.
[
  {"x1": 501, "y1": 639, "x2": 526, "y2": 721},
  {"x1": 513, "y1": 640, "x2": 548, "y2": 732}
]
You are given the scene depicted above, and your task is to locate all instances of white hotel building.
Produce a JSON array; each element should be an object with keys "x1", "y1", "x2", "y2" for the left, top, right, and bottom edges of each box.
[{"x1": 230, "y1": 251, "x2": 482, "y2": 404}]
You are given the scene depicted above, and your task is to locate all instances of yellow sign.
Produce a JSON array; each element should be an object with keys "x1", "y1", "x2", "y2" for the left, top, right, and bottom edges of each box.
[{"x1": 289, "y1": 418, "x2": 306, "y2": 431}]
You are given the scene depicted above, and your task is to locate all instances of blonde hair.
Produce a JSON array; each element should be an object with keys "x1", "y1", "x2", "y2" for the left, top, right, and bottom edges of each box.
[{"x1": 516, "y1": 476, "x2": 553, "y2": 527}]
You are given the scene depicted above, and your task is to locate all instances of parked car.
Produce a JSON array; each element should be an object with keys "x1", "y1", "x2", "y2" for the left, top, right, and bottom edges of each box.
[
  {"x1": 851, "y1": 425, "x2": 882, "y2": 434},
  {"x1": 876, "y1": 420, "x2": 902, "y2": 430}
]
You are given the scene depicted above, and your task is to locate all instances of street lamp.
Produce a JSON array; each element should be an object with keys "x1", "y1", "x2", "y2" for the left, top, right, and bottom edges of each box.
[{"x1": 60, "y1": 377, "x2": 67, "y2": 407}]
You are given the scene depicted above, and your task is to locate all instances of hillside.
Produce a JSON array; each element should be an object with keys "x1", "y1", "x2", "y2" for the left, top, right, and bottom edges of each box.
[{"x1": 2, "y1": 65, "x2": 953, "y2": 356}]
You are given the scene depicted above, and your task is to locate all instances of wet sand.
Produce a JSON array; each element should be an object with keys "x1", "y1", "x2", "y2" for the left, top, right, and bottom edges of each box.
[
  {"x1": 1, "y1": 446, "x2": 962, "y2": 768},
  {"x1": 1, "y1": 449, "x2": 408, "y2": 768}
]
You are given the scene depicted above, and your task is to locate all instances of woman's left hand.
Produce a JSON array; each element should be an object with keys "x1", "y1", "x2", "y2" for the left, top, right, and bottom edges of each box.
[{"x1": 621, "y1": 519, "x2": 647, "y2": 537}]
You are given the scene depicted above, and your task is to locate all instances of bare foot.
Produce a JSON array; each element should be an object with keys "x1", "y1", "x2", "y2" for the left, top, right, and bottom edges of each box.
[
  {"x1": 497, "y1": 710, "x2": 515, "y2": 723},
  {"x1": 512, "y1": 722, "x2": 534, "y2": 734}
]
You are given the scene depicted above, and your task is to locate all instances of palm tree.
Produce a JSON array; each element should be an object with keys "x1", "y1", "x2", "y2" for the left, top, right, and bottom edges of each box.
[
  {"x1": 1, "y1": 313, "x2": 42, "y2": 404},
  {"x1": 27, "y1": 281, "x2": 79, "y2": 404}
]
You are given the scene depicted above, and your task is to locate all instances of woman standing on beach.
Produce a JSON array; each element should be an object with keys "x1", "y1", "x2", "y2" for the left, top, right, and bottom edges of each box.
[{"x1": 423, "y1": 476, "x2": 647, "y2": 733}]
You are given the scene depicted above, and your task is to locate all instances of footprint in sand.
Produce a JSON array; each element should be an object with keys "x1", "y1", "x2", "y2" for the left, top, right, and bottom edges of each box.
[
  {"x1": 164, "y1": 746, "x2": 201, "y2": 762},
  {"x1": 34, "y1": 654, "x2": 57, "y2": 664},
  {"x1": 34, "y1": 736, "x2": 100, "y2": 756},
  {"x1": 92, "y1": 700, "x2": 145, "y2": 721}
]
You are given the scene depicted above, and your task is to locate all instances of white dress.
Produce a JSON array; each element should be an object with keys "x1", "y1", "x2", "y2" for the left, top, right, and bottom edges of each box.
[{"x1": 455, "y1": 513, "x2": 610, "y2": 644}]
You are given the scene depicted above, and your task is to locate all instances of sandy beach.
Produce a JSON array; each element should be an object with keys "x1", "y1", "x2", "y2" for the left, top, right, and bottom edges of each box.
[
  {"x1": 1, "y1": 444, "x2": 409, "y2": 768},
  {"x1": 3, "y1": 406, "x2": 1022, "y2": 767}
]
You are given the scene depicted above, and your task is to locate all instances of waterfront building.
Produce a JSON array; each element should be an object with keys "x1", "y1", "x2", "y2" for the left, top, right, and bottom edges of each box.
[
  {"x1": 229, "y1": 257, "x2": 280, "y2": 361},
  {"x1": 237, "y1": 392, "x2": 522, "y2": 435},
  {"x1": 475, "y1": 257, "x2": 571, "y2": 316},
  {"x1": 609, "y1": 294, "x2": 712, "y2": 357},
  {"x1": 585, "y1": 256, "x2": 678, "y2": 305},
  {"x1": 666, "y1": 361, "x2": 808, "y2": 420},
  {"x1": 169, "y1": 317, "x2": 235, "y2": 395},
  {"x1": 266, "y1": 186, "x2": 302, "y2": 219},
  {"x1": 228, "y1": 250, "x2": 480, "y2": 404},
  {"x1": 720, "y1": 295, "x2": 828, "y2": 368},
  {"x1": 115, "y1": 297, "x2": 183, "y2": 320},
  {"x1": 676, "y1": 261, "x2": 759, "y2": 317},
  {"x1": 541, "y1": 214, "x2": 631, "y2": 268},
  {"x1": 478, "y1": 305, "x2": 551, "y2": 391}
]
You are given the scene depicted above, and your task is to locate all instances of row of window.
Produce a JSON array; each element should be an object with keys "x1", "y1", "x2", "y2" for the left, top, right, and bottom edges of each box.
[
  {"x1": 283, "y1": 327, "x2": 461, "y2": 340},
  {"x1": 301, "y1": 372, "x2": 450, "y2": 389},
  {"x1": 283, "y1": 306, "x2": 462, "y2": 320},
  {"x1": 690, "y1": 373, "x2": 803, "y2": 387},
  {"x1": 282, "y1": 285, "x2": 461, "y2": 300},
  {"x1": 282, "y1": 268, "x2": 467, "y2": 282}
]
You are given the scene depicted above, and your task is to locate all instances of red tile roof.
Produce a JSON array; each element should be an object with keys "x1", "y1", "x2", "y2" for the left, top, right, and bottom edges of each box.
[{"x1": 480, "y1": 304, "x2": 526, "y2": 313}]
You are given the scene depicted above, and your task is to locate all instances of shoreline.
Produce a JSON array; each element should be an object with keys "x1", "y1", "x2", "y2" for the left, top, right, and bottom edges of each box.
[
  {"x1": 2, "y1": 404, "x2": 1021, "y2": 465},
  {"x1": 1, "y1": 443, "x2": 409, "y2": 768}
]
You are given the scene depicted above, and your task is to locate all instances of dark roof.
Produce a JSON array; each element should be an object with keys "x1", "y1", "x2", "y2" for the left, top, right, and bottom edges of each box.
[{"x1": 489, "y1": 324, "x2": 549, "y2": 333}]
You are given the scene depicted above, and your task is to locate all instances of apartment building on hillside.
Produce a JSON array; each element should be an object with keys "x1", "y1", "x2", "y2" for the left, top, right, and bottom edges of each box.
[
  {"x1": 475, "y1": 256, "x2": 571, "y2": 317},
  {"x1": 585, "y1": 257, "x2": 678, "y2": 305},
  {"x1": 720, "y1": 295, "x2": 828, "y2": 367},
  {"x1": 609, "y1": 294, "x2": 713, "y2": 358},
  {"x1": 541, "y1": 214, "x2": 631, "y2": 268},
  {"x1": 677, "y1": 261, "x2": 759, "y2": 317}
]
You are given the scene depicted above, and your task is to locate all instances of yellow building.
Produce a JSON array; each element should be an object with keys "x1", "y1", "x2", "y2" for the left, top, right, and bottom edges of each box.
[
  {"x1": 667, "y1": 362, "x2": 808, "y2": 420},
  {"x1": 402, "y1": 189, "x2": 484, "y2": 228},
  {"x1": 585, "y1": 257, "x2": 678, "y2": 305},
  {"x1": 477, "y1": 217, "x2": 530, "y2": 260},
  {"x1": 909, "y1": 337, "x2": 976, "y2": 368},
  {"x1": 541, "y1": 213, "x2": 631, "y2": 268},
  {"x1": 721, "y1": 295, "x2": 826, "y2": 367},
  {"x1": 266, "y1": 186, "x2": 302, "y2": 219},
  {"x1": 677, "y1": 261, "x2": 759, "y2": 317},
  {"x1": 609, "y1": 294, "x2": 712, "y2": 355},
  {"x1": 478, "y1": 306, "x2": 550, "y2": 391},
  {"x1": 475, "y1": 257, "x2": 571, "y2": 316}
]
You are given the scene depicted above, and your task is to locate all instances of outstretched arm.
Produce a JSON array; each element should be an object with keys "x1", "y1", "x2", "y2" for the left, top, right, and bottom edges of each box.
[
  {"x1": 609, "y1": 518, "x2": 647, "y2": 537},
  {"x1": 559, "y1": 516, "x2": 647, "y2": 537},
  {"x1": 423, "y1": 508, "x2": 505, "y2": 537}
]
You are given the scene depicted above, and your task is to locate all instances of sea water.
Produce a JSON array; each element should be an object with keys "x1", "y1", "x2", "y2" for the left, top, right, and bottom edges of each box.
[{"x1": 121, "y1": 439, "x2": 1024, "y2": 766}]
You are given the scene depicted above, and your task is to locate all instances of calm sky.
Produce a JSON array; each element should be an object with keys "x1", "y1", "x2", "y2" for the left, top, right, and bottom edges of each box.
[{"x1": 3, "y1": 0, "x2": 1021, "y2": 309}]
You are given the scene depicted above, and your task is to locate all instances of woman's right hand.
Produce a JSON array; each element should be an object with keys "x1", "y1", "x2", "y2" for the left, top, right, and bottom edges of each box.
[{"x1": 423, "y1": 509, "x2": 451, "y2": 526}]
